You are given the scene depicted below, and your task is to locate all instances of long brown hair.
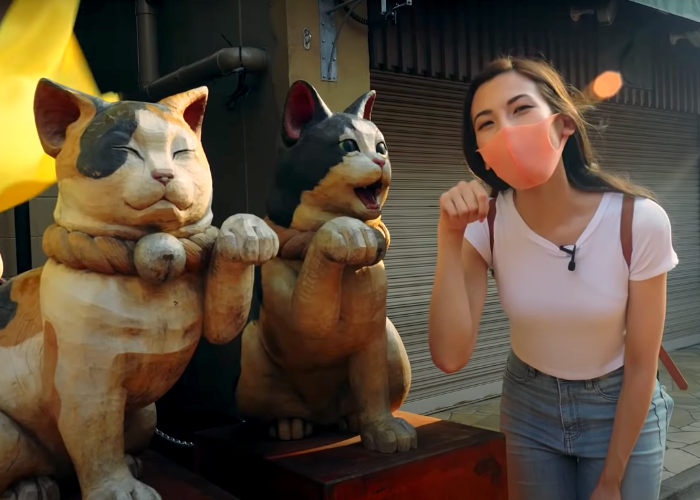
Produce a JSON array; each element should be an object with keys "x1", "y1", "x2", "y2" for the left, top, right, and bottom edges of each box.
[{"x1": 462, "y1": 57, "x2": 654, "y2": 199}]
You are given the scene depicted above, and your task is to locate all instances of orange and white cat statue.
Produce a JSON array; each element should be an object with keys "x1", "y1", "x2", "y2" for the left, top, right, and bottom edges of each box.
[{"x1": 0, "y1": 79, "x2": 278, "y2": 500}]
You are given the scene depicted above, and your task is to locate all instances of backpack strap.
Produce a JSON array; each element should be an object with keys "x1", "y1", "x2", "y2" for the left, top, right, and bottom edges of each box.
[
  {"x1": 487, "y1": 197, "x2": 497, "y2": 265},
  {"x1": 620, "y1": 195, "x2": 634, "y2": 268},
  {"x1": 620, "y1": 194, "x2": 688, "y2": 390}
]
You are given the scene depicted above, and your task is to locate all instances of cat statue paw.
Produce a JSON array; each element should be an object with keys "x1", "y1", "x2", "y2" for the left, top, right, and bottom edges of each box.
[
  {"x1": 217, "y1": 213, "x2": 279, "y2": 265},
  {"x1": 0, "y1": 477, "x2": 59, "y2": 500},
  {"x1": 360, "y1": 416, "x2": 418, "y2": 453},
  {"x1": 314, "y1": 216, "x2": 386, "y2": 267},
  {"x1": 83, "y1": 477, "x2": 160, "y2": 500}
]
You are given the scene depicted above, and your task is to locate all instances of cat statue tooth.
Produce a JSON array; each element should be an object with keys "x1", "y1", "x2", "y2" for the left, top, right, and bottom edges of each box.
[
  {"x1": 236, "y1": 81, "x2": 417, "y2": 454},
  {"x1": 0, "y1": 79, "x2": 279, "y2": 500}
]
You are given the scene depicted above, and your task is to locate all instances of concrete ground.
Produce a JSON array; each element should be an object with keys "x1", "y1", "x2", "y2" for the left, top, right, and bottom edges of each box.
[{"x1": 430, "y1": 346, "x2": 700, "y2": 500}]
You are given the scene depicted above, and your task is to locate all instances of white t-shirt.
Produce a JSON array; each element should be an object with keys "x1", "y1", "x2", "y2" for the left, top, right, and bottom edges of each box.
[{"x1": 464, "y1": 190, "x2": 679, "y2": 380}]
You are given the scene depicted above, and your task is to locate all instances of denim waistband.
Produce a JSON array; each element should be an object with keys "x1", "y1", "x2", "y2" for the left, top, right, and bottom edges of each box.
[{"x1": 508, "y1": 350, "x2": 623, "y2": 383}]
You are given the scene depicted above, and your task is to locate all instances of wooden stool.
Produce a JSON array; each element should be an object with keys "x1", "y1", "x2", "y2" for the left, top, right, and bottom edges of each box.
[{"x1": 195, "y1": 411, "x2": 507, "y2": 500}]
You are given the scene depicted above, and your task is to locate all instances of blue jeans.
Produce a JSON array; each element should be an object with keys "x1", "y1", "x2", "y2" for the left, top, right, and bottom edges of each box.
[{"x1": 501, "y1": 351, "x2": 673, "y2": 500}]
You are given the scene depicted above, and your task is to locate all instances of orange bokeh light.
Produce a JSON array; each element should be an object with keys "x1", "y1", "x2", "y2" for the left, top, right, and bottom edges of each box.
[{"x1": 591, "y1": 71, "x2": 623, "y2": 99}]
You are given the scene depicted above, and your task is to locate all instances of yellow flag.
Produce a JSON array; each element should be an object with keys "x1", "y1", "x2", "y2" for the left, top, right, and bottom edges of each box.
[{"x1": 0, "y1": 0, "x2": 119, "y2": 213}]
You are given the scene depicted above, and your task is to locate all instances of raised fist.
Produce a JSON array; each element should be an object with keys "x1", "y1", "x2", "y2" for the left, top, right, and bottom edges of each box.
[{"x1": 439, "y1": 180, "x2": 490, "y2": 233}]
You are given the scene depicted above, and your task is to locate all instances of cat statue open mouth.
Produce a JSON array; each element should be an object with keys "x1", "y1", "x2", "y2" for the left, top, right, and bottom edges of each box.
[
  {"x1": 0, "y1": 79, "x2": 278, "y2": 500},
  {"x1": 236, "y1": 80, "x2": 417, "y2": 454}
]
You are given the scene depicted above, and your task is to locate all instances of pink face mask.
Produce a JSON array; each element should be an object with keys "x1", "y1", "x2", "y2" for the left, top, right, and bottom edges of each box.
[{"x1": 476, "y1": 114, "x2": 571, "y2": 191}]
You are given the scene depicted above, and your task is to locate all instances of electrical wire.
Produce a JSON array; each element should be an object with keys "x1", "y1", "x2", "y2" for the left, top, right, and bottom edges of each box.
[
  {"x1": 343, "y1": 5, "x2": 369, "y2": 25},
  {"x1": 328, "y1": 0, "x2": 362, "y2": 14},
  {"x1": 334, "y1": 0, "x2": 369, "y2": 26}
]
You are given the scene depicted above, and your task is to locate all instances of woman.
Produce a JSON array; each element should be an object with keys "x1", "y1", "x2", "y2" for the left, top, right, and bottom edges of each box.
[{"x1": 429, "y1": 57, "x2": 677, "y2": 500}]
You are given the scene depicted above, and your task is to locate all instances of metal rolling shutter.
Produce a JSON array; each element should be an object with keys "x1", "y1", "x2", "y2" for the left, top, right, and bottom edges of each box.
[
  {"x1": 591, "y1": 104, "x2": 700, "y2": 345},
  {"x1": 371, "y1": 70, "x2": 700, "y2": 412},
  {"x1": 371, "y1": 71, "x2": 511, "y2": 410}
]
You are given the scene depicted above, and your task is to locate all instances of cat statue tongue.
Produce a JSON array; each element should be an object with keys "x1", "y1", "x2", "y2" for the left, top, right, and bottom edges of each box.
[{"x1": 355, "y1": 184, "x2": 380, "y2": 209}]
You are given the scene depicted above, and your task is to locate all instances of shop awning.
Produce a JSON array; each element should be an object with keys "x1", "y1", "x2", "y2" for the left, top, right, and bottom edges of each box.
[{"x1": 629, "y1": 0, "x2": 700, "y2": 23}]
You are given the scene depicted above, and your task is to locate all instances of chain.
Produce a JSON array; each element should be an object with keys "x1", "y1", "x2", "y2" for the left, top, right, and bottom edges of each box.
[
  {"x1": 155, "y1": 418, "x2": 246, "y2": 448},
  {"x1": 155, "y1": 427, "x2": 194, "y2": 448}
]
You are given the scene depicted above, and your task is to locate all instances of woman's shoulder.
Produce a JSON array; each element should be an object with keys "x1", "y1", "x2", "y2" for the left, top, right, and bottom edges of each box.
[
  {"x1": 623, "y1": 194, "x2": 678, "y2": 280},
  {"x1": 630, "y1": 195, "x2": 672, "y2": 233}
]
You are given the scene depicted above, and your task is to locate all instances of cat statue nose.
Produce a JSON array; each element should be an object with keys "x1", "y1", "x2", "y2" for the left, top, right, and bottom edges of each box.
[
  {"x1": 373, "y1": 158, "x2": 386, "y2": 169},
  {"x1": 152, "y1": 169, "x2": 174, "y2": 186}
]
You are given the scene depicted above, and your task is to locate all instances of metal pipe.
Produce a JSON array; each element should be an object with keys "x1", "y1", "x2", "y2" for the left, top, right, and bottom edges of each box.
[
  {"x1": 136, "y1": 0, "x2": 159, "y2": 87},
  {"x1": 142, "y1": 46, "x2": 268, "y2": 101}
]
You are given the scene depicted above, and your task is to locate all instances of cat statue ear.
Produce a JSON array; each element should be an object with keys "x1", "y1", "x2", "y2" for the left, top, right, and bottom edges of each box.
[
  {"x1": 159, "y1": 87, "x2": 209, "y2": 140},
  {"x1": 282, "y1": 80, "x2": 333, "y2": 146},
  {"x1": 343, "y1": 90, "x2": 377, "y2": 121},
  {"x1": 34, "y1": 78, "x2": 107, "y2": 158}
]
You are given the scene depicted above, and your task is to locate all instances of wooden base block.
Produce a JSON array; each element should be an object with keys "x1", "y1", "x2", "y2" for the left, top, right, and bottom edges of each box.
[
  {"x1": 195, "y1": 411, "x2": 507, "y2": 500},
  {"x1": 64, "y1": 450, "x2": 238, "y2": 500}
]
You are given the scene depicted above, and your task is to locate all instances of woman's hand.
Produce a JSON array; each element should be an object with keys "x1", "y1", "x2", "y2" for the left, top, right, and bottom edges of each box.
[
  {"x1": 589, "y1": 481, "x2": 621, "y2": 500},
  {"x1": 438, "y1": 180, "x2": 490, "y2": 234}
]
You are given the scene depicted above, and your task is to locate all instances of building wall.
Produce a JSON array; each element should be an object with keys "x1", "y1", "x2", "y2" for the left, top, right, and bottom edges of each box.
[
  {"x1": 28, "y1": 185, "x2": 58, "y2": 268},
  {"x1": 0, "y1": 208, "x2": 14, "y2": 277},
  {"x1": 368, "y1": 0, "x2": 700, "y2": 113},
  {"x1": 285, "y1": 0, "x2": 371, "y2": 111}
]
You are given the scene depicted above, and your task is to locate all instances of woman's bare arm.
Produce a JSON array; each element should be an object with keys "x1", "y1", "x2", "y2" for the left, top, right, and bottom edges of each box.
[
  {"x1": 598, "y1": 273, "x2": 667, "y2": 489},
  {"x1": 428, "y1": 229, "x2": 488, "y2": 373}
]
